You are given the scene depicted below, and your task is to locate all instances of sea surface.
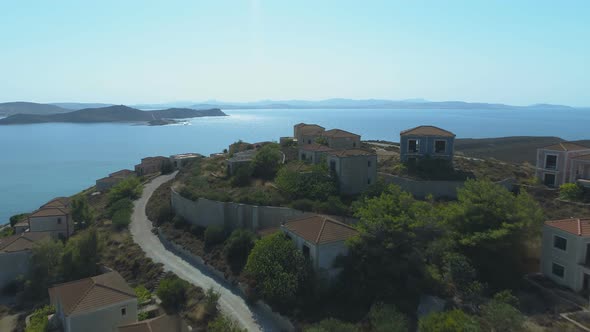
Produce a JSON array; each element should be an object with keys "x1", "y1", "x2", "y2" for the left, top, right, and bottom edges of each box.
[{"x1": 1, "y1": 107, "x2": 589, "y2": 224}]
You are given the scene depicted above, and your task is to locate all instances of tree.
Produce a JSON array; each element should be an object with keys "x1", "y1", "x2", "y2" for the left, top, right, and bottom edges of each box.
[
  {"x1": 204, "y1": 287, "x2": 221, "y2": 316},
  {"x1": 9, "y1": 213, "x2": 27, "y2": 227},
  {"x1": 204, "y1": 225, "x2": 227, "y2": 248},
  {"x1": 108, "y1": 177, "x2": 142, "y2": 204},
  {"x1": 71, "y1": 195, "x2": 93, "y2": 228},
  {"x1": 445, "y1": 179, "x2": 544, "y2": 288},
  {"x1": 157, "y1": 276, "x2": 189, "y2": 313},
  {"x1": 559, "y1": 183, "x2": 584, "y2": 201},
  {"x1": 230, "y1": 163, "x2": 253, "y2": 187},
  {"x1": 275, "y1": 163, "x2": 338, "y2": 200},
  {"x1": 208, "y1": 314, "x2": 247, "y2": 332},
  {"x1": 62, "y1": 228, "x2": 101, "y2": 280},
  {"x1": 480, "y1": 291, "x2": 524, "y2": 332},
  {"x1": 244, "y1": 233, "x2": 310, "y2": 308},
  {"x1": 368, "y1": 303, "x2": 409, "y2": 332},
  {"x1": 25, "y1": 305, "x2": 55, "y2": 332},
  {"x1": 418, "y1": 309, "x2": 480, "y2": 332},
  {"x1": 251, "y1": 143, "x2": 282, "y2": 180},
  {"x1": 304, "y1": 318, "x2": 359, "y2": 332},
  {"x1": 112, "y1": 208, "x2": 132, "y2": 230},
  {"x1": 337, "y1": 185, "x2": 443, "y2": 311},
  {"x1": 28, "y1": 239, "x2": 64, "y2": 297},
  {"x1": 224, "y1": 229, "x2": 256, "y2": 274}
]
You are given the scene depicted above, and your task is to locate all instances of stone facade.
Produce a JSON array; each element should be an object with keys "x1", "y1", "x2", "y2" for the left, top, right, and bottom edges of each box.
[
  {"x1": 134, "y1": 156, "x2": 168, "y2": 176},
  {"x1": 399, "y1": 125, "x2": 455, "y2": 162},
  {"x1": 327, "y1": 150, "x2": 377, "y2": 195},
  {"x1": 535, "y1": 143, "x2": 590, "y2": 187}
]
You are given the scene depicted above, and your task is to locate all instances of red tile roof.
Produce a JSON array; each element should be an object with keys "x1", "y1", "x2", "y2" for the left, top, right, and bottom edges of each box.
[
  {"x1": 283, "y1": 215, "x2": 358, "y2": 244},
  {"x1": 0, "y1": 232, "x2": 52, "y2": 253},
  {"x1": 49, "y1": 271, "x2": 136, "y2": 316},
  {"x1": 400, "y1": 125, "x2": 455, "y2": 137},
  {"x1": 328, "y1": 149, "x2": 376, "y2": 157},
  {"x1": 41, "y1": 197, "x2": 71, "y2": 209},
  {"x1": 543, "y1": 142, "x2": 590, "y2": 152},
  {"x1": 29, "y1": 207, "x2": 69, "y2": 218},
  {"x1": 322, "y1": 129, "x2": 360, "y2": 138},
  {"x1": 299, "y1": 143, "x2": 334, "y2": 152},
  {"x1": 545, "y1": 218, "x2": 590, "y2": 237}
]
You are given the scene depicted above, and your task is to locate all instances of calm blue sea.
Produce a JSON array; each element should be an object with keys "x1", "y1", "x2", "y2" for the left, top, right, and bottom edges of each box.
[{"x1": 1, "y1": 107, "x2": 589, "y2": 224}]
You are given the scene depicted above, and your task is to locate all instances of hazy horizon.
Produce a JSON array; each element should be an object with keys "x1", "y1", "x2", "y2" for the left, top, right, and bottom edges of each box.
[{"x1": 1, "y1": 1, "x2": 589, "y2": 106}]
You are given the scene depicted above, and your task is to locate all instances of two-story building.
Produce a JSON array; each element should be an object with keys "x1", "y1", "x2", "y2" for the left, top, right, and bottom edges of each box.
[
  {"x1": 535, "y1": 142, "x2": 590, "y2": 187},
  {"x1": 327, "y1": 149, "x2": 377, "y2": 195},
  {"x1": 0, "y1": 232, "x2": 52, "y2": 289},
  {"x1": 298, "y1": 143, "x2": 334, "y2": 164},
  {"x1": 399, "y1": 125, "x2": 455, "y2": 163},
  {"x1": 294, "y1": 123, "x2": 325, "y2": 145},
  {"x1": 28, "y1": 197, "x2": 73, "y2": 239},
  {"x1": 49, "y1": 271, "x2": 138, "y2": 332},
  {"x1": 281, "y1": 214, "x2": 358, "y2": 277},
  {"x1": 322, "y1": 129, "x2": 361, "y2": 149},
  {"x1": 541, "y1": 218, "x2": 590, "y2": 292},
  {"x1": 134, "y1": 156, "x2": 169, "y2": 176}
]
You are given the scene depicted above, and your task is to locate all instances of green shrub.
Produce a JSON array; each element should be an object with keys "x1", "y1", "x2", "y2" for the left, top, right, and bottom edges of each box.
[
  {"x1": 230, "y1": 164, "x2": 253, "y2": 187},
  {"x1": 108, "y1": 198, "x2": 133, "y2": 218},
  {"x1": 316, "y1": 196, "x2": 349, "y2": 215},
  {"x1": 208, "y1": 314, "x2": 246, "y2": 332},
  {"x1": 368, "y1": 303, "x2": 409, "y2": 332},
  {"x1": 251, "y1": 143, "x2": 282, "y2": 180},
  {"x1": 204, "y1": 225, "x2": 227, "y2": 248},
  {"x1": 224, "y1": 229, "x2": 256, "y2": 274},
  {"x1": 157, "y1": 276, "x2": 189, "y2": 313},
  {"x1": 108, "y1": 177, "x2": 142, "y2": 204},
  {"x1": 134, "y1": 285, "x2": 151, "y2": 303},
  {"x1": 290, "y1": 199, "x2": 316, "y2": 211},
  {"x1": 9, "y1": 213, "x2": 28, "y2": 227},
  {"x1": 276, "y1": 163, "x2": 338, "y2": 200},
  {"x1": 304, "y1": 318, "x2": 359, "y2": 332},
  {"x1": 25, "y1": 305, "x2": 55, "y2": 332},
  {"x1": 112, "y1": 209, "x2": 132, "y2": 230},
  {"x1": 559, "y1": 183, "x2": 584, "y2": 201},
  {"x1": 0, "y1": 226, "x2": 14, "y2": 238},
  {"x1": 204, "y1": 287, "x2": 221, "y2": 316},
  {"x1": 138, "y1": 311, "x2": 150, "y2": 321},
  {"x1": 418, "y1": 309, "x2": 480, "y2": 332}
]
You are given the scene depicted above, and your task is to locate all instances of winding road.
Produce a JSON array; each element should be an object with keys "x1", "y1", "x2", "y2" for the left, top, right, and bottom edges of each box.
[{"x1": 129, "y1": 172, "x2": 283, "y2": 332}]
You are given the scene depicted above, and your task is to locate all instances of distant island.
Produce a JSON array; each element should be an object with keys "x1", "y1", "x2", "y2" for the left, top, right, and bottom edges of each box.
[{"x1": 0, "y1": 105, "x2": 227, "y2": 125}]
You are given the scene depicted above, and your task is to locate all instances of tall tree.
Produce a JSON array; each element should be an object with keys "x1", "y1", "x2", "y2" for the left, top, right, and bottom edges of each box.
[{"x1": 71, "y1": 195, "x2": 93, "y2": 227}]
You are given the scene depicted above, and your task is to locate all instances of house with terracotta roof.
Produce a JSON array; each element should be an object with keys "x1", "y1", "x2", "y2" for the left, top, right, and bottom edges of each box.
[
  {"x1": 294, "y1": 123, "x2": 325, "y2": 145},
  {"x1": 118, "y1": 314, "x2": 189, "y2": 332},
  {"x1": 299, "y1": 143, "x2": 334, "y2": 164},
  {"x1": 535, "y1": 142, "x2": 590, "y2": 187},
  {"x1": 49, "y1": 271, "x2": 138, "y2": 332},
  {"x1": 327, "y1": 149, "x2": 377, "y2": 195},
  {"x1": 281, "y1": 215, "x2": 358, "y2": 276},
  {"x1": 322, "y1": 129, "x2": 361, "y2": 149},
  {"x1": 0, "y1": 232, "x2": 52, "y2": 289},
  {"x1": 541, "y1": 218, "x2": 590, "y2": 292},
  {"x1": 400, "y1": 125, "x2": 456, "y2": 162},
  {"x1": 28, "y1": 197, "x2": 73, "y2": 238},
  {"x1": 96, "y1": 169, "x2": 136, "y2": 191}
]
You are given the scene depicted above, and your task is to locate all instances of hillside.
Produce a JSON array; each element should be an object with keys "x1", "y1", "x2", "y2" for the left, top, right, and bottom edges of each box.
[
  {"x1": 455, "y1": 136, "x2": 590, "y2": 164},
  {"x1": 50, "y1": 102, "x2": 114, "y2": 110},
  {"x1": 0, "y1": 102, "x2": 70, "y2": 116},
  {"x1": 0, "y1": 105, "x2": 227, "y2": 125}
]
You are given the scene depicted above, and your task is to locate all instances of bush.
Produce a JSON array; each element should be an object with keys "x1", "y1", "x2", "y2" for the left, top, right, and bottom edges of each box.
[
  {"x1": 315, "y1": 196, "x2": 349, "y2": 215},
  {"x1": 276, "y1": 163, "x2": 338, "y2": 200},
  {"x1": 134, "y1": 285, "x2": 151, "y2": 303},
  {"x1": 290, "y1": 199, "x2": 316, "y2": 211},
  {"x1": 224, "y1": 229, "x2": 256, "y2": 274},
  {"x1": 304, "y1": 318, "x2": 359, "y2": 332},
  {"x1": 208, "y1": 314, "x2": 246, "y2": 332},
  {"x1": 559, "y1": 183, "x2": 584, "y2": 201},
  {"x1": 108, "y1": 177, "x2": 142, "y2": 204},
  {"x1": 368, "y1": 303, "x2": 409, "y2": 332},
  {"x1": 157, "y1": 276, "x2": 189, "y2": 313},
  {"x1": 251, "y1": 143, "x2": 282, "y2": 180},
  {"x1": 204, "y1": 287, "x2": 221, "y2": 316},
  {"x1": 204, "y1": 225, "x2": 227, "y2": 248},
  {"x1": 108, "y1": 198, "x2": 133, "y2": 218},
  {"x1": 418, "y1": 309, "x2": 480, "y2": 332},
  {"x1": 230, "y1": 164, "x2": 253, "y2": 187},
  {"x1": 112, "y1": 209, "x2": 132, "y2": 230},
  {"x1": 25, "y1": 305, "x2": 55, "y2": 332}
]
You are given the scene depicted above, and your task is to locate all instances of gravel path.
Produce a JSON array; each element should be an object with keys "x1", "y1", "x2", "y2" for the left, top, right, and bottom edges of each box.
[{"x1": 129, "y1": 172, "x2": 282, "y2": 331}]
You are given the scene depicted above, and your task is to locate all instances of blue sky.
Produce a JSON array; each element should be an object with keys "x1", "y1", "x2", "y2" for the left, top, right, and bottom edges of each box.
[{"x1": 1, "y1": 1, "x2": 589, "y2": 106}]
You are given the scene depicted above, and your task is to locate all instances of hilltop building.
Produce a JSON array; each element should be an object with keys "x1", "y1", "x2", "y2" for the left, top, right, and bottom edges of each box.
[
  {"x1": 294, "y1": 123, "x2": 325, "y2": 145},
  {"x1": 170, "y1": 153, "x2": 203, "y2": 169},
  {"x1": 327, "y1": 149, "x2": 377, "y2": 195},
  {"x1": 28, "y1": 197, "x2": 73, "y2": 238},
  {"x1": 399, "y1": 125, "x2": 456, "y2": 162},
  {"x1": 96, "y1": 169, "x2": 135, "y2": 191},
  {"x1": 535, "y1": 142, "x2": 590, "y2": 187},
  {"x1": 0, "y1": 232, "x2": 52, "y2": 289},
  {"x1": 134, "y1": 156, "x2": 169, "y2": 176},
  {"x1": 322, "y1": 129, "x2": 361, "y2": 149}
]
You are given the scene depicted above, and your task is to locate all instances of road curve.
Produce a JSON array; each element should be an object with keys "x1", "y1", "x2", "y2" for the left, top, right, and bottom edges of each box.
[{"x1": 129, "y1": 172, "x2": 280, "y2": 332}]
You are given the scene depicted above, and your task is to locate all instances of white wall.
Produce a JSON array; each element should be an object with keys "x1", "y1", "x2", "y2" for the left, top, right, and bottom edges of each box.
[{"x1": 66, "y1": 298, "x2": 138, "y2": 332}]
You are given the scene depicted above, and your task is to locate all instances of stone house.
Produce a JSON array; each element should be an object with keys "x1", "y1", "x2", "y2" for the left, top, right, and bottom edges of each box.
[
  {"x1": 541, "y1": 218, "x2": 590, "y2": 292},
  {"x1": 299, "y1": 143, "x2": 334, "y2": 164},
  {"x1": 281, "y1": 215, "x2": 358, "y2": 277},
  {"x1": 96, "y1": 169, "x2": 134, "y2": 192},
  {"x1": 226, "y1": 149, "x2": 257, "y2": 175},
  {"x1": 399, "y1": 125, "x2": 455, "y2": 162},
  {"x1": 327, "y1": 149, "x2": 378, "y2": 195},
  {"x1": 294, "y1": 123, "x2": 325, "y2": 145},
  {"x1": 535, "y1": 142, "x2": 590, "y2": 188},
  {"x1": 28, "y1": 197, "x2": 73, "y2": 239},
  {"x1": 0, "y1": 232, "x2": 52, "y2": 289},
  {"x1": 49, "y1": 271, "x2": 138, "y2": 332},
  {"x1": 134, "y1": 156, "x2": 169, "y2": 176},
  {"x1": 322, "y1": 129, "x2": 361, "y2": 149},
  {"x1": 170, "y1": 153, "x2": 203, "y2": 169},
  {"x1": 118, "y1": 314, "x2": 189, "y2": 332}
]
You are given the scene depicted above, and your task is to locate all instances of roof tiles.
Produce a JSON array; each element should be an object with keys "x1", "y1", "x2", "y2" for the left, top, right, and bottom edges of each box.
[
  {"x1": 400, "y1": 125, "x2": 455, "y2": 137},
  {"x1": 283, "y1": 215, "x2": 358, "y2": 244},
  {"x1": 545, "y1": 218, "x2": 590, "y2": 237}
]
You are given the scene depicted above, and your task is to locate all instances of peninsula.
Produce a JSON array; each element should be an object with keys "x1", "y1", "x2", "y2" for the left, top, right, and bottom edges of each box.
[{"x1": 0, "y1": 105, "x2": 227, "y2": 125}]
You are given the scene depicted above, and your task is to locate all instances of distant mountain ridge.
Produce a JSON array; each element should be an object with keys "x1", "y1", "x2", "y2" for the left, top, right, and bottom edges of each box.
[
  {"x1": 0, "y1": 102, "x2": 71, "y2": 116},
  {"x1": 0, "y1": 105, "x2": 226, "y2": 125}
]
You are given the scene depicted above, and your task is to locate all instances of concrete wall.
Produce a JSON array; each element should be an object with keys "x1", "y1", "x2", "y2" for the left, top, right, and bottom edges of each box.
[
  {"x1": 380, "y1": 173, "x2": 516, "y2": 199},
  {"x1": 400, "y1": 136, "x2": 455, "y2": 162},
  {"x1": 171, "y1": 189, "x2": 306, "y2": 231},
  {"x1": 328, "y1": 154, "x2": 377, "y2": 195},
  {"x1": 66, "y1": 298, "x2": 138, "y2": 332},
  {"x1": 0, "y1": 251, "x2": 31, "y2": 289},
  {"x1": 29, "y1": 215, "x2": 72, "y2": 238},
  {"x1": 317, "y1": 241, "x2": 348, "y2": 272},
  {"x1": 299, "y1": 149, "x2": 329, "y2": 165},
  {"x1": 540, "y1": 225, "x2": 590, "y2": 292}
]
